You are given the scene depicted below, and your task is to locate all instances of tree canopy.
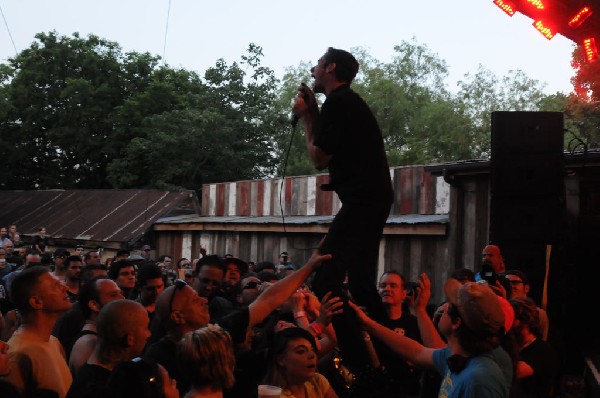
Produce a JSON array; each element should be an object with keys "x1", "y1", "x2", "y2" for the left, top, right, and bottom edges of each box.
[{"x1": 1, "y1": 32, "x2": 596, "y2": 189}]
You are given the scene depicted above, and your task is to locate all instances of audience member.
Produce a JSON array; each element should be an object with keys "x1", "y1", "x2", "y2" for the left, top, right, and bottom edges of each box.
[
  {"x1": 33, "y1": 227, "x2": 49, "y2": 253},
  {"x1": 177, "y1": 325, "x2": 236, "y2": 398},
  {"x1": 108, "y1": 260, "x2": 137, "y2": 299},
  {"x1": 63, "y1": 255, "x2": 83, "y2": 303},
  {"x1": 504, "y1": 269, "x2": 549, "y2": 341},
  {"x1": 52, "y1": 264, "x2": 109, "y2": 362},
  {"x1": 107, "y1": 357, "x2": 178, "y2": 398},
  {"x1": 51, "y1": 249, "x2": 71, "y2": 282},
  {"x1": 66, "y1": 299, "x2": 150, "y2": 398},
  {"x1": 69, "y1": 277, "x2": 124, "y2": 375},
  {"x1": 350, "y1": 278, "x2": 512, "y2": 397},
  {"x1": 263, "y1": 326, "x2": 338, "y2": 397},
  {"x1": 509, "y1": 296, "x2": 558, "y2": 398},
  {"x1": 135, "y1": 263, "x2": 165, "y2": 323},
  {"x1": 83, "y1": 251, "x2": 101, "y2": 267},
  {"x1": 2, "y1": 266, "x2": 73, "y2": 397}
]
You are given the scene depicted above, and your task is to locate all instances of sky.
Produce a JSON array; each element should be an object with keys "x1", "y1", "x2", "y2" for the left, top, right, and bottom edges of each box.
[{"x1": 0, "y1": 0, "x2": 578, "y2": 95}]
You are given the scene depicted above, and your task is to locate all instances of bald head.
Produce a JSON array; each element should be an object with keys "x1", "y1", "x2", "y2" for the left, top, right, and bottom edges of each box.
[
  {"x1": 96, "y1": 299, "x2": 148, "y2": 345},
  {"x1": 482, "y1": 245, "x2": 505, "y2": 273}
]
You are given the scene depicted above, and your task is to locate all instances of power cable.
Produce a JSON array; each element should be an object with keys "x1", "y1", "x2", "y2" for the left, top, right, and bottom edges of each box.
[
  {"x1": 162, "y1": 0, "x2": 172, "y2": 65},
  {"x1": 0, "y1": 2, "x2": 18, "y2": 56}
]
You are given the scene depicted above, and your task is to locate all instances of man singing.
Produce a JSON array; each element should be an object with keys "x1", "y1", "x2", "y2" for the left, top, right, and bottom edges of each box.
[{"x1": 292, "y1": 47, "x2": 393, "y2": 394}]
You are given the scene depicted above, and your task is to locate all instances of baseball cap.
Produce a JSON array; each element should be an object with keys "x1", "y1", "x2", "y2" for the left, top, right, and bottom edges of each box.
[
  {"x1": 129, "y1": 254, "x2": 146, "y2": 262},
  {"x1": 54, "y1": 248, "x2": 71, "y2": 258},
  {"x1": 224, "y1": 257, "x2": 249, "y2": 275},
  {"x1": 444, "y1": 279, "x2": 505, "y2": 335}
]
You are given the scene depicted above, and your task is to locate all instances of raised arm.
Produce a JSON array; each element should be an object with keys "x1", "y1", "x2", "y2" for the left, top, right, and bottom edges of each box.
[
  {"x1": 349, "y1": 300, "x2": 436, "y2": 369},
  {"x1": 248, "y1": 245, "x2": 332, "y2": 327},
  {"x1": 410, "y1": 273, "x2": 446, "y2": 348}
]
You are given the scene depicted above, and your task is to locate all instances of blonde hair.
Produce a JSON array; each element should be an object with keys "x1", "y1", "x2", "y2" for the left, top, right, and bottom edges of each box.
[{"x1": 177, "y1": 325, "x2": 236, "y2": 390}]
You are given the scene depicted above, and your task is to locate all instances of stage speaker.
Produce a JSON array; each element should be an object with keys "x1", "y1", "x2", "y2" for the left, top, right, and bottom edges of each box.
[{"x1": 490, "y1": 111, "x2": 565, "y2": 245}]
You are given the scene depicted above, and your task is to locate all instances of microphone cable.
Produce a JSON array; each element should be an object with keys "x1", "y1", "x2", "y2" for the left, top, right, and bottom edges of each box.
[{"x1": 278, "y1": 118, "x2": 299, "y2": 236}]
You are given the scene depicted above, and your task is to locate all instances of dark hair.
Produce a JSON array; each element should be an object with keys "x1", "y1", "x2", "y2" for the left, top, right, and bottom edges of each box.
[
  {"x1": 510, "y1": 296, "x2": 541, "y2": 337},
  {"x1": 9, "y1": 266, "x2": 49, "y2": 314},
  {"x1": 137, "y1": 264, "x2": 163, "y2": 287},
  {"x1": 108, "y1": 260, "x2": 136, "y2": 280},
  {"x1": 65, "y1": 255, "x2": 83, "y2": 268},
  {"x1": 254, "y1": 261, "x2": 276, "y2": 272},
  {"x1": 116, "y1": 249, "x2": 130, "y2": 257},
  {"x1": 194, "y1": 255, "x2": 225, "y2": 275},
  {"x1": 503, "y1": 269, "x2": 530, "y2": 285},
  {"x1": 263, "y1": 327, "x2": 318, "y2": 387},
  {"x1": 107, "y1": 358, "x2": 165, "y2": 398},
  {"x1": 323, "y1": 47, "x2": 359, "y2": 83},
  {"x1": 79, "y1": 276, "x2": 109, "y2": 319},
  {"x1": 451, "y1": 268, "x2": 476, "y2": 283},
  {"x1": 79, "y1": 263, "x2": 108, "y2": 286},
  {"x1": 380, "y1": 270, "x2": 407, "y2": 287}
]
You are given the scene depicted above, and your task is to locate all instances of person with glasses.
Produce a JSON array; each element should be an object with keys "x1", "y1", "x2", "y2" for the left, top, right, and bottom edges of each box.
[
  {"x1": 145, "y1": 246, "x2": 332, "y2": 396},
  {"x1": 504, "y1": 269, "x2": 549, "y2": 341},
  {"x1": 51, "y1": 248, "x2": 71, "y2": 282},
  {"x1": 67, "y1": 299, "x2": 151, "y2": 398}
]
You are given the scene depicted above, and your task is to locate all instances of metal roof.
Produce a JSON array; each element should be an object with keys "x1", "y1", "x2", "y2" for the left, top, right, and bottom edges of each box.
[{"x1": 0, "y1": 190, "x2": 200, "y2": 248}]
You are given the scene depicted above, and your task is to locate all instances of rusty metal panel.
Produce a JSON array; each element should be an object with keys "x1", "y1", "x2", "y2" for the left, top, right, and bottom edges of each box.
[
  {"x1": 237, "y1": 181, "x2": 250, "y2": 216},
  {"x1": 0, "y1": 190, "x2": 199, "y2": 248},
  {"x1": 419, "y1": 170, "x2": 435, "y2": 214}
]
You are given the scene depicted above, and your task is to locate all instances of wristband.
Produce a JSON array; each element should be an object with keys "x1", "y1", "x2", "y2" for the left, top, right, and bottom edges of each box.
[
  {"x1": 294, "y1": 311, "x2": 307, "y2": 319},
  {"x1": 309, "y1": 321, "x2": 323, "y2": 337}
]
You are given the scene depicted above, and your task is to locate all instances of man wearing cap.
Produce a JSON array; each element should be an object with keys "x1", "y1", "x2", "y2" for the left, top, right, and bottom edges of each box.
[
  {"x1": 51, "y1": 248, "x2": 71, "y2": 282},
  {"x1": 351, "y1": 277, "x2": 513, "y2": 397}
]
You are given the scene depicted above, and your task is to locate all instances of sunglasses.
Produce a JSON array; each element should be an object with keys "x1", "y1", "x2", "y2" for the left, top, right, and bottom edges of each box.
[
  {"x1": 243, "y1": 281, "x2": 261, "y2": 290},
  {"x1": 168, "y1": 279, "x2": 188, "y2": 314}
]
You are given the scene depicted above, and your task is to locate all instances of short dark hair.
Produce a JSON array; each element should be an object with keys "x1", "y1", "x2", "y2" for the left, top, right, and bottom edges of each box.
[
  {"x1": 9, "y1": 266, "x2": 49, "y2": 314},
  {"x1": 108, "y1": 358, "x2": 165, "y2": 398},
  {"x1": 108, "y1": 260, "x2": 136, "y2": 280},
  {"x1": 79, "y1": 276, "x2": 109, "y2": 319},
  {"x1": 323, "y1": 47, "x2": 359, "y2": 83},
  {"x1": 137, "y1": 264, "x2": 163, "y2": 286},
  {"x1": 116, "y1": 249, "x2": 130, "y2": 257},
  {"x1": 194, "y1": 255, "x2": 225, "y2": 275},
  {"x1": 65, "y1": 255, "x2": 83, "y2": 268},
  {"x1": 80, "y1": 263, "x2": 108, "y2": 286}
]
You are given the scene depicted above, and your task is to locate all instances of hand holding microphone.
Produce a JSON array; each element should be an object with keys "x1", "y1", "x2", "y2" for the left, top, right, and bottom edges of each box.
[{"x1": 291, "y1": 82, "x2": 315, "y2": 127}]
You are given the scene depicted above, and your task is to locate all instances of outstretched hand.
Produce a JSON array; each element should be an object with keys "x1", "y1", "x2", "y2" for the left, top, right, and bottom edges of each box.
[
  {"x1": 348, "y1": 300, "x2": 371, "y2": 325},
  {"x1": 316, "y1": 291, "x2": 344, "y2": 326}
]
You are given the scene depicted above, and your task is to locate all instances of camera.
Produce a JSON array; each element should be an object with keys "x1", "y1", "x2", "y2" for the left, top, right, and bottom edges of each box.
[
  {"x1": 480, "y1": 261, "x2": 499, "y2": 285},
  {"x1": 405, "y1": 281, "x2": 420, "y2": 297}
]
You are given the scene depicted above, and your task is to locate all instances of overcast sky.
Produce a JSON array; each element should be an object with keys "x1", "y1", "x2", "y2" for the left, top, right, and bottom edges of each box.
[{"x1": 0, "y1": 0, "x2": 577, "y2": 95}]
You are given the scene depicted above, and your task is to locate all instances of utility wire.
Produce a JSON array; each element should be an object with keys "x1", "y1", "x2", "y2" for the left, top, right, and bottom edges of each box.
[
  {"x1": 0, "y1": 2, "x2": 18, "y2": 56},
  {"x1": 162, "y1": 0, "x2": 172, "y2": 65}
]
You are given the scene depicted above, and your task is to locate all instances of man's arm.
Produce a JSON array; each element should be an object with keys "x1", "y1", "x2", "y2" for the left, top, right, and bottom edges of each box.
[
  {"x1": 349, "y1": 300, "x2": 436, "y2": 369},
  {"x1": 247, "y1": 246, "x2": 331, "y2": 327}
]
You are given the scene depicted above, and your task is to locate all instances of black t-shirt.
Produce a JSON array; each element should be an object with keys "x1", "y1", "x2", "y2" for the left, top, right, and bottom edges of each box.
[
  {"x1": 314, "y1": 84, "x2": 393, "y2": 205},
  {"x1": 66, "y1": 363, "x2": 111, "y2": 398},
  {"x1": 372, "y1": 310, "x2": 423, "y2": 395},
  {"x1": 514, "y1": 338, "x2": 559, "y2": 398},
  {"x1": 52, "y1": 302, "x2": 85, "y2": 360}
]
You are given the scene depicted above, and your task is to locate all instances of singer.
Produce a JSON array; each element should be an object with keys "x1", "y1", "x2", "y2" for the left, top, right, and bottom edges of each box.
[{"x1": 292, "y1": 47, "x2": 393, "y2": 394}]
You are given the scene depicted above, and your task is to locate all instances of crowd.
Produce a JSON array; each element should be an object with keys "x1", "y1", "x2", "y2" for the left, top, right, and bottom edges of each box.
[
  {"x1": 0, "y1": 225, "x2": 558, "y2": 398},
  {"x1": 0, "y1": 47, "x2": 562, "y2": 398}
]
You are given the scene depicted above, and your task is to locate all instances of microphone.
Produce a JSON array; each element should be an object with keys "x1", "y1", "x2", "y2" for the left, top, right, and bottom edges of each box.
[
  {"x1": 291, "y1": 84, "x2": 309, "y2": 128},
  {"x1": 291, "y1": 115, "x2": 300, "y2": 128}
]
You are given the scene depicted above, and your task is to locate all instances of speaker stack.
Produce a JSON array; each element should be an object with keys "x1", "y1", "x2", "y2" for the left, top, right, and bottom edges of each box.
[{"x1": 489, "y1": 111, "x2": 565, "y2": 303}]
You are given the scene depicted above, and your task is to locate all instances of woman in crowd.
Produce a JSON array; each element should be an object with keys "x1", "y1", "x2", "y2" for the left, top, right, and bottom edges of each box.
[
  {"x1": 263, "y1": 326, "x2": 338, "y2": 398},
  {"x1": 177, "y1": 325, "x2": 236, "y2": 398}
]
